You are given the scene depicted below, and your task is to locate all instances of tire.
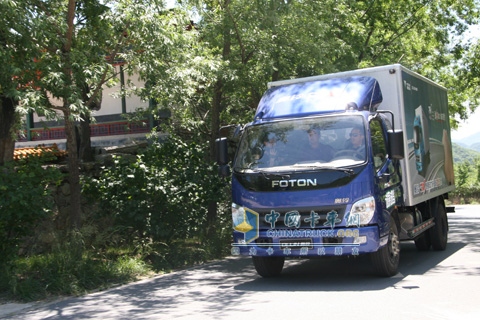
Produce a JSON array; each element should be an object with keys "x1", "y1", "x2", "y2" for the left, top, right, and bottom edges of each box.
[
  {"x1": 414, "y1": 207, "x2": 431, "y2": 251},
  {"x1": 252, "y1": 256, "x2": 285, "y2": 277},
  {"x1": 414, "y1": 231, "x2": 431, "y2": 251},
  {"x1": 371, "y1": 216, "x2": 400, "y2": 277},
  {"x1": 430, "y1": 198, "x2": 448, "y2": 251}
]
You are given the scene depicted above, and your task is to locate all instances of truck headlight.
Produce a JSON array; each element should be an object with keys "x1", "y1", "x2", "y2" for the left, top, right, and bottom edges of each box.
[
  {"x1": 232, "y1": 203, "x2": 245, "y2": 228},
  {"x1": 350, "y1": 196, "x2": 375, "y2": 226}
]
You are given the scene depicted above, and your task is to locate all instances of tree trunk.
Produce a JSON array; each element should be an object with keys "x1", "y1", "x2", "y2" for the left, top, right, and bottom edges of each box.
[
  {"x1": 64, "y1": 109, "x2": 82, "y2": 228},
  {"x1": 59, "y1": 0, "x2": 82, "y2": 229},
  {"x1": 79, "y1": 113, "x2": 94, "y2": 162},
  {"x1": 0, "y1": 96, "x2": 17, "y2": 166},
  {"x1": 79, "y1": 82, "x2": 101, "y2": 163},
  {"x1": 206, "y1": 1, "x2": 232, "y2": 235},
  {"x1": 207, "y1": 80, "x2": 223, "y2": 235}
]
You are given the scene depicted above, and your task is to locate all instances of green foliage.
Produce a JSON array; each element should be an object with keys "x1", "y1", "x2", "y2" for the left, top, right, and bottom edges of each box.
[
  {"x1": 0, "y1": 156, "x2": 63, "y2": 264},
  {"x1": 451, "y1": 154, "x2": 480, "y2": 203},
  {"x1": 0, "y1": 1, "x2": 36, "y2": 98},
  {"x1": 0, "y1": 229, "x2": 231, "y2": 302},
  {"x1": 4, "y1": 0, "x2": 480, "y2": 299},
  {"x1": 456, "y1": 161, "x2": 473, "y2": 188},
  {"x1": 167, "y1": 0, "x2": 480, "y2": 143},
  {"x1": 84, "y1": 127, "x2": 228, "y2": 243},
  {"x1": 449, "y1": 143, "x2": 480, "y2": 203},
  {"x1": 0, "y1": 231, "x2": 151, "y2": 301},
  {"x1": 452, "y1": 143, "x2": 480, "y2": 164}
]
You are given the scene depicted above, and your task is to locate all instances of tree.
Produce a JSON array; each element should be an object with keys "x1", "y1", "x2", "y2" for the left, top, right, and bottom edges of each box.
[
  {"x1": 475, "y1": 156, "x2": 480, "y2": 185},
  {"x1": 114, "y1": 2, "x2": 222, "y2": 233},
  {"x1": 179, "y1": 2, "x2": 479, "y2": 143},
  {"x1": 0, "y1": 0, "x2": 36, "y2": 165},
  {"x1": 2, "y1": 0, "x2": 194, "y2": 229},
  {"x1": 456, "y1": 161, "x2": 473, "y2": 188},
  {"x1": 3, "y1": 0, "x2": 479, "y2": 230},
  {"x1": 78, "y1": 82, "x2": 102, "y2": 162},
  {"x1": 180, "y1": 0, "x2": 479, "y2": 138},
  {"x1": 0, "y1": 97, "x2": 17, "y2": 166},
  {"x1": 332, "y1": 0, "x2": 479, "y2": 129},
  {"x1": 445, "y1": 38, "x2": 480, "y2": 128},
  {"x1": 159, "y1": 0, "x2": 479, "y2": 227},
  {"x1": 14, "y1": 0, "x2": 126, "y2": 228}
]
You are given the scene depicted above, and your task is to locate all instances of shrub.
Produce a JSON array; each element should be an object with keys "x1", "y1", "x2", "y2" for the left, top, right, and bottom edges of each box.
[
  {"x1": 0, "y1": 232, "x2": 151, "y2": 301},
  {"x1": 84, "y1": 128, "x2": 228, "y2": 243},
  {"x1": 0, "y1": 155, "x2": 63, "y2": 264}
]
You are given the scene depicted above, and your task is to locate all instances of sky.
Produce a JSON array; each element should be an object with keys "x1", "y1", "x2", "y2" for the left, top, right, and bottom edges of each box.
[{"x1": 451, "y1": 111, "x2": 480, "y2": 141}]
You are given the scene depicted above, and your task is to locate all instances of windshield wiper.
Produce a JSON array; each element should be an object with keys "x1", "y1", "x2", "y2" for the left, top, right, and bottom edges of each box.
[
  {"x1": 292, "y1": 164, "x2": 355, "y2": 175},
  {"x1": 235, "y1": 167, "x2": 290, "y2": 179},
  {"x1": 256, "y1": 169, "x2": 291, "y2": 179}
]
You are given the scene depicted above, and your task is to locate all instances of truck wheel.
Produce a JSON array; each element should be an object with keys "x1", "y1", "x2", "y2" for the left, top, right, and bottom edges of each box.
[
  {"x1": 252, "y1": 256, "x2": 285, "y2": 277},
  {"x1": 414, "y1": 208, "x2": 431, "y2": 251},
  {"x1": 430, "y1": 198, "x2": 448, "y2": 251},
  {"x1": 414, "y1": 231, "x2": 431, "y2": 251},
  {"x1": 371, "y1": 217, "x2": 400, "y2": 277}
]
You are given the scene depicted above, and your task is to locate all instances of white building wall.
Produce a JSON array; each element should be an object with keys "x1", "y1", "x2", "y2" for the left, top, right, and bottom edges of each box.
[
  {"x1": 34, "y1": 67, "x2": 148, "y2": 121},
  {"x1": 97, "y1": 66, "x2": 149, "y2": 116}
]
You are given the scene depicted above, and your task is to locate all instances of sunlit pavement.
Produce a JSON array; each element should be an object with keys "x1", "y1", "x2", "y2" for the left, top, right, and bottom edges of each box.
[{"x1": 3, "y1": 205, "x2": 480, "y2": 320}]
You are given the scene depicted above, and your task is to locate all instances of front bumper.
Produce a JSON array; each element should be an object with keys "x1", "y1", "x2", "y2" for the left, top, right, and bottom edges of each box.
[{"x1": 231, "y1": 226, "x2": 385, "y2": 257}]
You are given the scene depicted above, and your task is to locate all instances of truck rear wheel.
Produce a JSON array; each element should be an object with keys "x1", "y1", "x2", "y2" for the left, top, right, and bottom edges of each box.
[
  {"x1": 430, "y1": 198, "x2": 448, "y2": 251},
  {"x1": 252, "y1": 256, "x2": 285, "y2": 277},
  {"x1": 414, "y1": 207, "x2": 431, "y2": 251},
  {"x1": 371, "y1": 216, "x2": 400, "y2": 277},
  {"x1": 414, "y1": 231, "x2": 431, "y2": 251}
]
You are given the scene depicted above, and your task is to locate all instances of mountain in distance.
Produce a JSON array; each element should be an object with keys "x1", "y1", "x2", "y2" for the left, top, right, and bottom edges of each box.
[
  {"x1": 452, "y1": 143, "x2": 480, "y2": 164},
  {"x1": 454, "y1": 141, "x2": 469, "y2": 149},
  {"x1": 453, "y1": 131, "x2": 480, "y2": 148},
  {"x1": 470, "y1": 142, "x2": 480, "y2": 152}
]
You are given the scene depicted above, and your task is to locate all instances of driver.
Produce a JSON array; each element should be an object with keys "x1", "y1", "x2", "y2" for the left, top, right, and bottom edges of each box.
[
  {"x1": 345, "y1": 127, "x2": 365, "y2": 153},
  {"x1": 262, "y1": 132, "x2": 278, "y2": 166},
  {"x1": 303, "y1": 127, "x2": 334, "y2": 162}
]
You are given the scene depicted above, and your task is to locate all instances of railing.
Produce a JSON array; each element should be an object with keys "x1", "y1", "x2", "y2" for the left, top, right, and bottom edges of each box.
[
  {"x1": 90, "y1": 120, "x2": 150, "y2": 137},
  {"x1": 16, "y1": 120, "x2": 150, "y2": 142}
]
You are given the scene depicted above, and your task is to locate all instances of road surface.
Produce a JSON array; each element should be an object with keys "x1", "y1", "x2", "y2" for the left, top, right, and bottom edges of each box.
[{"x1": 3, "y1": 205, "x2": 480, "y2": 319}]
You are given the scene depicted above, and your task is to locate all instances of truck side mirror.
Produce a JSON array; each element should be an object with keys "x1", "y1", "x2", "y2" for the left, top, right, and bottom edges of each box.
[
  {"x1": 388, "y1": 130, "x2": 404, "y2": 159},
  {"x1": 220, "y1": 124, "x2": 243, "y2": 142},
  {"x1": 218, "y1": 164, "x2": 231, "y2": 177},
  {"x1": 216, "y1": 137, "x2": 231, "y2": 177},
  {"x1": 216, "y1": 137, "x2": 229, "y2": 165}
]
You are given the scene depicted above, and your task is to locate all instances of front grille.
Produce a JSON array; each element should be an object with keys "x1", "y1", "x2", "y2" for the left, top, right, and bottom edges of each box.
[
  {"x1": 255, "y1": 238, "x2": 273, "y2": 247},
  {"x1": 254, "y1": 206, "x2": 347, "y2": 229},
  {"x1": 323, "y1": 237, "x2": 343, "y2": 244}
]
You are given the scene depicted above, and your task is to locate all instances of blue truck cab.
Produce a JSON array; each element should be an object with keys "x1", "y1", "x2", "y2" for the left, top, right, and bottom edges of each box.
[{"x1": 216, "y1": 65, "x2": 454, "y2": 277}]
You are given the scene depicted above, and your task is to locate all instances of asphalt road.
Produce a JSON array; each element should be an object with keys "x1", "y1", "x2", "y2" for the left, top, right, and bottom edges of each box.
[{"x1": 3, "y1": 205, "x2": 480, "y2": 320}]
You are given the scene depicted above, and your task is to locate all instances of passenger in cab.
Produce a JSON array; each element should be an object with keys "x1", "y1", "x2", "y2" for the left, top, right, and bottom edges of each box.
[{"x1": 303, "y1": 127, "x2": 334, "y2": 162}]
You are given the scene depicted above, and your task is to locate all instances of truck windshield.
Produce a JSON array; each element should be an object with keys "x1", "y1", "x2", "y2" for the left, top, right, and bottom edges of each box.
[{"x1": 234, "y1": 115, "x2": 367, "y2": 172}]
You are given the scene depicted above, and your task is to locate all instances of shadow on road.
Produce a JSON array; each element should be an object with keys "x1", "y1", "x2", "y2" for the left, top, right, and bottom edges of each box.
[
  {"x1": 12, "y1": 257, "x2": 257, "y2": 320},
  {"x1": 234, "y1": 241, "x2": 466, "y2": 292},
  {"x1": 11, "y1": 209, "x2": 479, "y2": 319},
  {"x1": 234, "y1": 209, "x2": 478, "y2": 292}
]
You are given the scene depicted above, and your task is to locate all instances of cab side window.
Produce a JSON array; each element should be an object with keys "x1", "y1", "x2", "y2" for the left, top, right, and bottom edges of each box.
[{"x1": 370, "y1": 119, "x2": 387, "y2": 171}]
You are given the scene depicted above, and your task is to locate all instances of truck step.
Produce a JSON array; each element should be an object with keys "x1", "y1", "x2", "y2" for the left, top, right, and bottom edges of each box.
[
  {"x1": 407, "y1": 218, "x2": 435, "y2": 238},
  {"x1": 446, "y1": 206, "x2": 455, "y2": 213}
]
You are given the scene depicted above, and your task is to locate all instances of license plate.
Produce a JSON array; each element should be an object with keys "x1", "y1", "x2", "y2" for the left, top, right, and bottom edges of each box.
[{"x1": 279, "y1": 238, "x2": 313, "y2": 249}]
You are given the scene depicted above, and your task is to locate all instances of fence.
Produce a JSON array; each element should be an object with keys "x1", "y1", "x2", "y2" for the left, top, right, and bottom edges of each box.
[{"x1": 17, "y1": 120, "x2": 151, "y2": 142}]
